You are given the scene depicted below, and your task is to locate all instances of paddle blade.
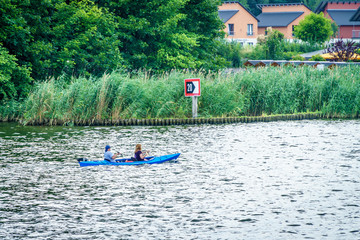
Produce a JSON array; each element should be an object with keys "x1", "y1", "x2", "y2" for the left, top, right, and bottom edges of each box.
[{"x1": 77, "y1": 158, "x2": 88, "y2": 162}]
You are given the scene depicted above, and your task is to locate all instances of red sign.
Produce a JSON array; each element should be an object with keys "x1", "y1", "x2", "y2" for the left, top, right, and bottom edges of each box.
[{"x1": 184, "y1": 78, "x2": 201, "y2": 97}]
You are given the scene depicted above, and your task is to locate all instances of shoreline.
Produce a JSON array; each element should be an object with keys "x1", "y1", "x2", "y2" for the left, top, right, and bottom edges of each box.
[{"x1": 1, "y1": 113, "x2": 356, "y2": 126}]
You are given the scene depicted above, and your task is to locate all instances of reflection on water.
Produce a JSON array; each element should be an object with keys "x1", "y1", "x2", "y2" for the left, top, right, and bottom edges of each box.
[{"x1": 1, "y1": 120, "x2": 360, "y2": 239}]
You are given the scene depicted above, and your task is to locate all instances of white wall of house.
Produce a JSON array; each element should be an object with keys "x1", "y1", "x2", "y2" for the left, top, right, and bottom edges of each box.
[
  {"x1": 225, "y1": 38, "x2": 258, "y2": 46},
  {"x1": 327, "y1": 38, "x2": 360, "y2": 43}
]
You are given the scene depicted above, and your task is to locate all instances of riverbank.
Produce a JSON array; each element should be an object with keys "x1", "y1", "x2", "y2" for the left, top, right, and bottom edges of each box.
[
  {"x1": 0, "y1": 112, "x2": 356, "y2": 126},
  {"x1": 1, "y1": 67, "x2": 359, "y2": 125}
]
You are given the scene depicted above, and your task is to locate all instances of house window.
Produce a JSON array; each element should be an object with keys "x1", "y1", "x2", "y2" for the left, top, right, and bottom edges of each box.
[
  {"x1": 292, "y1": 25, "x2": 296, "y2": 37},
  {"x1": 247, "y1": 24, "x2": 253, "y2": 36},
  {"x1": 265, "y1": 29, "x2": 268, "y2": 36},
  {"x1": 228, "y1": 24, "x2": 234, "y2": 36},
  {"x1": 352, "y1": 30, "x2": 360, "y2": 39}
]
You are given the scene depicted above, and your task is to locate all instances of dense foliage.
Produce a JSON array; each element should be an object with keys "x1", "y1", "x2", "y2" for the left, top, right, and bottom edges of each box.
[
  {"x1": 0, "y1": 0, "x2": 124, "y2": 100},
  {"x1": 0, "y1": 45, "x2": 32, "y2": 100},
  {"x1": 294, "y1": 12, "x2": 333, "y2": 44},
  {"x1": 2, "y1": 67, "x2": 360, "y2": 124},
  {"x1": 93, "y1": 0, "x2": 226, "y2": 71},
  {"x1": 0, "y1": 0, "x2": 226, "y2": 101},
  {"x1": 257, "y1": 28, "x2": 285, "y2": 60},
  {"x1": 2, "y1": 0, "x2": 359, "y2": 122},
  {"x1": 235, "y1": 38, "x2": 323, "y2": 62}
]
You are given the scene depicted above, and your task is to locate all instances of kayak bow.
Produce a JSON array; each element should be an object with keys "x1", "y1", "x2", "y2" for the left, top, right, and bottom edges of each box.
[{"x1": 77, "y1": 153, "x2": 180, "y2": 167}]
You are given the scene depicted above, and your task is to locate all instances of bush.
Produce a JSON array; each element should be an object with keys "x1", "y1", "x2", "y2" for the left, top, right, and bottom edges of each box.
[
  {"x1": 309, "y1": 54, "x2": 325, "y2": 61},
  {"x1": 243, "y1": 45, "x2": 267, "y2": 60},
  {"x1": 291, "y1": 55, "x2": 305, "y2": 61},
  {"x1": 282, "y1": 52, "x2": 298, "y2": 60},
  {"x1": 216, "y1": 40, "x2": 243, "y2": 68},
  {"x1": 236, "y1": 39, "x2": 323, "y2": 61},
  {"x1": 326, "y1": 39, "x2": 360, "y2": 62},
  {"x1": 282, "y1": 40, "x2": 323, "y2": 53}
]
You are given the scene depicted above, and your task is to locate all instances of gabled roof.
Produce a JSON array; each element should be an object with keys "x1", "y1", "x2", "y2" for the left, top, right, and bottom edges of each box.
[
  {"x1": 327, "y1": 9, "x2": 359, "y2": 25},
  {"x1": 257, "y1": 3, "x2": 312, "y2": 11},
  {"x1": 218, "y1": 10, "x2": 239, "y2": 23},
  {"x1": 315, "y1": 1, "x2": 360, "y2": 13},
  {"x1": 315, "y1": 1, "x2": 330, "y2": 13},
  {"x1": 221, "y1": 1, "x2": 259, "y2": 21},
  {"x1": 257, "y1": 12, "x2": 304, "y2": 27},
  {"x1": 350, "y1": 7, "x2": 360, "y2": 21}
]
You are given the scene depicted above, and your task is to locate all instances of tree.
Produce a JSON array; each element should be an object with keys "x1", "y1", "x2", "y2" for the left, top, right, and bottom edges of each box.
[
  {"x1": 257, "y1": 28, "x2": 284, "y2": 59},
  {"x1": 303, "y1": 0, "x2": 323, "y2": 11},
  {"x1": 98, "y1": 0, "x2": 226, "y2": 71},
  {"x1": 265, "y1": 28, "x2": 284, "y2": 59},
  {"x1": 221, "y1": 0, "x2": 249, "y2": 9},
  {"x1": 294, "y1": 12, "x2": 333, "y2": 44},
  {"x1": 1, "y1": 0, "x2": 227, "y2": 85},
  {"x1": 0, "y1": 0, "x2": 34, "y2": 100},
  {"x1": 0, "y1": 45, "x2": 32, "y2": 101},
  {"x1": 50, "y1": 0, "x2": 123, "y2": 78},
  {"x1": 180, "y1": 0, "x2": 227, "y2": 70},
  {"x1": 0, "y1": 0, "x2": 33, "y2": 72},
  {"x1": 0, "y1": 0, "x2": 123, "y2": 81}
]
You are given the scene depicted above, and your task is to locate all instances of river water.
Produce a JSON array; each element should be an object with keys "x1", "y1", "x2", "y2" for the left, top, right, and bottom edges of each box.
[{"x1": 0, "y1": 120, "x2": 359, "y2": 240}]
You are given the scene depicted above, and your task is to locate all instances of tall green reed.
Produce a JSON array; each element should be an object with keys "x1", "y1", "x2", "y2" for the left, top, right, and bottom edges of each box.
[
  {"x1": 0, "y1": 99, "x2": 22, "y2": 121},
  {"x1": 7, "y1": 66, "x2": 360, "y2": 125},
  {"x1": 236, "y1": 66, "x2": 360, "y2": 117}
]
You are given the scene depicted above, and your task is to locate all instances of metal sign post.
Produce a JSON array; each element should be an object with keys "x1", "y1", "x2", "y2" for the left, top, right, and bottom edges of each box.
[
  {"x1": 192, "y1": 96, "x2": 198, "y2": 118},
  {"x1": 184, "y1": 78, "x2": 201, "y2": 118}
]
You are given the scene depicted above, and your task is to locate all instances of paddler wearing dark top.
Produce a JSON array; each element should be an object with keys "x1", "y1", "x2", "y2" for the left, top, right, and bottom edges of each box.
[
  {"x1": 104, "y1": 145, "x2": 121, "y2": 162},
  {"x1": 134, "y1": 144, "x2": 150, "y2": 161}
]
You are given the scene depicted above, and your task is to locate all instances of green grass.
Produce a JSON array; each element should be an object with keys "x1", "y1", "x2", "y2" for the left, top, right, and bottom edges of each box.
[{"x1": 1, "y1": 66, "x2": 360, "y2": 125}]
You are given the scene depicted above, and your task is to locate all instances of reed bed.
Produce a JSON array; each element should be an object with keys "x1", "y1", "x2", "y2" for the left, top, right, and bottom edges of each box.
[{"x1": 1, "y1": 66, "x2": 360, "y2": 125}]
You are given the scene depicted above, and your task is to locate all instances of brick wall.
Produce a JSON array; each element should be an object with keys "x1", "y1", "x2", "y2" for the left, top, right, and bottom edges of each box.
[{"x1": 219, "y1": 2, "x2": 258, "y2": 39}]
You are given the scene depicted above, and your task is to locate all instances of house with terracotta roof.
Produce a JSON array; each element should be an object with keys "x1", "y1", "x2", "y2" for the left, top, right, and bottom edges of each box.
[
  {"x1": 218, "y1": 1, "x2": 259, "y2": 45},
  {"x1": 256, "y1": 3, "x2": 313, "y2": 40},
  {"x1": 315, "y1": 1, "x2": 360, "y2": 39}
]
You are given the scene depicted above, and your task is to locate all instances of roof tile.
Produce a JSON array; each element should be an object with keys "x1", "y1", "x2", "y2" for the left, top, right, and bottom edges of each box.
[{"x1": 257, "y1": 12, "x2": 304, "y2": 27}]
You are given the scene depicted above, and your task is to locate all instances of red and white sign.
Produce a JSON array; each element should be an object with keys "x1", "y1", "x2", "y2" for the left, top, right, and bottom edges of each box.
[{"x1": 184, "y1": 78, "x2": 201, "y2": 97}]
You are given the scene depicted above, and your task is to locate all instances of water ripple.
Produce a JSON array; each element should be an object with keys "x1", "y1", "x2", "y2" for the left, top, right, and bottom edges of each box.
[{"x1": 0, "y1": 120, "x2": 360, "y2": 239}]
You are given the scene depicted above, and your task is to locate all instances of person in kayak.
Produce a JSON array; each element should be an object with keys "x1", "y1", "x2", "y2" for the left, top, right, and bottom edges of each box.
[
  {"x1": 104, "y1": 145, "x2": 121, "y2": 162},
  {"x1": 134, "y1": 144, "x2": 150, "y2": 161}
]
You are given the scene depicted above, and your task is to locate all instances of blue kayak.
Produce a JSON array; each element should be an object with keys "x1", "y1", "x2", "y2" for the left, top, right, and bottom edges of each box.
[{"x1": 78, "y1": 153, "x2": 180, "y2": 167}]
